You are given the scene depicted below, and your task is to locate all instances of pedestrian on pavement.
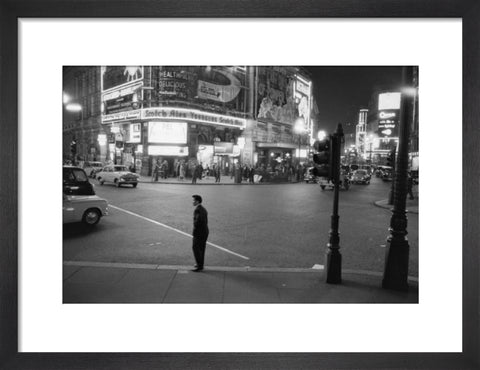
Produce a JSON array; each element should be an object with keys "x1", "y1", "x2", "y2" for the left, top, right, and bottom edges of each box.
[
  {"x1": 249, "y1": 166, "x2": 255, "y2": 183},
  {"x1": 191, "y1": 194, "x2": 209, "y2": 272},
  {"x1": 214, "y1": 164, "x2": 221, "y2": 183},
  {"x1": 152, "y1": 159, "x2": 161, "y2": 182},
  {"x1": 179, "y1": 161, "x2": 185, "y2": 181},
  {"x1": 161, "y1": 160, "x2": 169, "y2": 179},
  {"x1": 192, "y1": 164, "x2": 198, "y2": 184}
]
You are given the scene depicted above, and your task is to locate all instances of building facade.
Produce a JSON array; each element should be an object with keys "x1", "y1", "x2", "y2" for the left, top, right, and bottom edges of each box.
[{"x1": 63, "y1": 66, "x2": 314, "y2": 178}]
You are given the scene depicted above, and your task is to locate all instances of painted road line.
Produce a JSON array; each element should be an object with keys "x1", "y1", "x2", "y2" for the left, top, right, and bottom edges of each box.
[{"x1": 109, "y1": 204, "x2": 250, "y2": 260}]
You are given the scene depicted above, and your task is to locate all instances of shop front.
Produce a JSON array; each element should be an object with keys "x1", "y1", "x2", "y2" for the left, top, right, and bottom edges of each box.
[
  {"x1": 255, "y1": 142, "x2": 297, "y2": 182},
  {"x1": 102, "y1": 107, "x2": 246, "y2": 177}
]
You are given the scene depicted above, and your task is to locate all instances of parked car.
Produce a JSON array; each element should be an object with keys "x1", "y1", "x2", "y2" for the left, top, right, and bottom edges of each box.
[
  {"x1": 350, "y1": 169, "x2": 371, "y2": 185},
  {"x1": 83, "y1": 161, "x2": 104, "y2": 178},
  {"x1": 63, "y1": 166, "x2": 108, "y2": 226},
  {"x1": 63, "y1": 194, "x2": 108, "y2": 226},
  {"x1": 96, "y1": 165, "x2": 140, "y2": 188},
  {"x1": 63, "y1": 166, "x2": 95, "y2": 195}
]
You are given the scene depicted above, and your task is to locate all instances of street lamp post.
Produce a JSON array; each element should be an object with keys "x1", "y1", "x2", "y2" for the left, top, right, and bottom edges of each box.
[
  {"x1": 382, "y1": 66, "x2": 416, "y2": 291},
  {"x1": 325, "y1": 123, "x2": 344, "y2": 284}
]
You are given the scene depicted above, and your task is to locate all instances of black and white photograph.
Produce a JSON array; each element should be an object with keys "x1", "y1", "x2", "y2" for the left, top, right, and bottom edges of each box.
[
  {"x1": 5, "y1": 13, "x2": 475, "y2": 368},
  {"x1": 62, "y1": 65, "x2": 419, "y2": 304}
]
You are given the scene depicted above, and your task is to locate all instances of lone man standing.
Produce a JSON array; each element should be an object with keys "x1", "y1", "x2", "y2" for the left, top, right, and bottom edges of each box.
[{"x1": 191, "y1": 194, "x2": 209, "y2": 272}]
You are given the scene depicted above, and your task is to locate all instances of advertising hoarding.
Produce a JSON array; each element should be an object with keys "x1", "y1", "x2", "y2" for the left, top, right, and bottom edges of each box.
[
  {"x1": 148, "y1": 145, "x2": 189, "y2": 156},
  {"x1": 155, "y1": 66, "x2": 246, "y2": 113},
  {"x1": 256, "y1": 67, "x2": 308, "y2": 126},
  {"x1": 101, "y1": 66, "x2": 144, "y2": 115},
  {"x1": 102, "y1": 66, "x2": 144, "y2": 91},
  {"x1": 377, "y1": 110, "x2": 399, "y2": 137},
  {"x1": 148, "y1": 121, "x2": 187, "y2": 144},
  {"x1": 377, "y1": 92, "x2": 401, "y2": 138}
]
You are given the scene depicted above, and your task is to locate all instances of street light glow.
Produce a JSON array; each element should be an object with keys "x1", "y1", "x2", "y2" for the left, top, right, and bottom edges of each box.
[
  {"x1": 401, "y1": 87, "x2": 417, "y2": 97},
  {"x1": 294, "y1": 117, "x2": 305, "y2": 133},
  {"x1": 63, "y1": 93, "x2": 71, "y2": 104},
  {"x1": 317, "y1": 130, "x2": 326, "y2": 141}
]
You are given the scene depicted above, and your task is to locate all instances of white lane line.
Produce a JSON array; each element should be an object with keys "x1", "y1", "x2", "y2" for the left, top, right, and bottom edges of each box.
[{"x1": 109, "y1": 204, "x2": 250, "y2": 260}]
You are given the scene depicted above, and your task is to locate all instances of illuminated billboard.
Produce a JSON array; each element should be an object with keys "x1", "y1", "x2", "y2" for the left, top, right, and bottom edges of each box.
[
  {"x1": 378, "y1": 92, "x2": 401, "y2": 110},
  {"x1": 155, "y1": 66, "x2": 246, "y2": 113},
  {"x1": 101, "y1": 66, "x2": 144, "y2": 115},
  {"x1": 256, "y1": 67, "x2": 310, "y2": 126},
  {"x1": 102, "y1": 66, "x2": 144, "y2": 91},
  {"x1": 148, "y1": 121, "x2": 187, "y2": 144},
  {"x1": 377, "y1": 92, "x2": 401, "y2": 138}
]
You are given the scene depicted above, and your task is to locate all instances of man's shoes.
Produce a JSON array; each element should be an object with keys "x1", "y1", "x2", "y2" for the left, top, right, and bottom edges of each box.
[{"x1": 192, "y1": 266, "x2": 203, "y2": 272}]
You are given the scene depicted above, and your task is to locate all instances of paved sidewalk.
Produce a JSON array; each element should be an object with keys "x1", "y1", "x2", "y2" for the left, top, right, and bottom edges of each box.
[
  {"x1": 138, "y1": 174, "x2": 298, "y2": 185},
  {"x1": 63, "y1": 262, "x2": 418, "y2": 304},
  {"x1": 374, "y1": 197, "x2": 419, "y2": 214}
]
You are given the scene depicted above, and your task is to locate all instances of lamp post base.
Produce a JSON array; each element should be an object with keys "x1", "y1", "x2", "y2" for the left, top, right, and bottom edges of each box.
[
  {"x1": 382, "y1": 237, "x2": 410, "y2": 291},
  {"x1": 325, "y1": 248, "x2": 342, "y2": 284}
]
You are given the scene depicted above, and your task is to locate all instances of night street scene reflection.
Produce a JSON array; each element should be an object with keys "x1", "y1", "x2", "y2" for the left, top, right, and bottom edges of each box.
[{"x1": 63, "y1": 66, "x2": 418, "y2": 303}]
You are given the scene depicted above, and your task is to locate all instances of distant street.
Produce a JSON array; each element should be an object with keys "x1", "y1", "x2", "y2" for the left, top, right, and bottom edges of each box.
[{"x1": 63, "y1": 177, "x2": 418, "y2": 277}]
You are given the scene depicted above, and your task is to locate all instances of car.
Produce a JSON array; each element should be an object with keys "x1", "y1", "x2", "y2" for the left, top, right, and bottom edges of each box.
[
  {"x1": 375, "y1": 165, "x2": 392, "y2": 178},
  {"x1": 350, "y1": 169, "x2": 371, "y2": 184},
  {"x1": 83, "y1": 161, "x2": 104, "y2": 178},
  {"x1": 381, "y1": 169, "x2": 393, "y2": 182},
  {"x1": 96, "y1": 164, "x2": 140, "y2": 188},
  {"x1": 63, "y1": 166, "x2": 108, "y2": 226},
  {"x1": 63, "y1": 193, "x2": 109, "y2": 226},
  {"x1": 319, "y1": 171, "x2": 350, "y2": 190},
  {"x1": 304, "y1": 167, "x2": 318, "y2": 183},
  {"x1": 63, "y1": 166, "x2": 95, "y2": 195}
]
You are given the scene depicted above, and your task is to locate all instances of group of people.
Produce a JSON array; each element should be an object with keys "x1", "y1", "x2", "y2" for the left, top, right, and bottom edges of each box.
[
  {"x1": 151, "y1": 159, "x2": 314, "y2": 184},
  {"x1": 152, "y1": 159, "x2": 170, "y2": 181}
]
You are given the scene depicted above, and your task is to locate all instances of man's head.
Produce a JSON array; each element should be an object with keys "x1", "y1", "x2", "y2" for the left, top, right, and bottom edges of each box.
[{"x1": 192, "y1": 194, "x2": 202, "y2": 206}]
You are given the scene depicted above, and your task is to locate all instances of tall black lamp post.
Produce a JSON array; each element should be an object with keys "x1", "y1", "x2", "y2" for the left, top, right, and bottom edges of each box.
[
  {"x1": 382, "y1": 66, "x2": 416, "y2": 291},
  {"x1": 325, "y1": 123, "x2": 344, "y2": 284}
]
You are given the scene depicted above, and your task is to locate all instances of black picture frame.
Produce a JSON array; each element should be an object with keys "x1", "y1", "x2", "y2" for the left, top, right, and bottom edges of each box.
[{"x1": 1, "y1": 1, "x2": 478, "y2": 369}]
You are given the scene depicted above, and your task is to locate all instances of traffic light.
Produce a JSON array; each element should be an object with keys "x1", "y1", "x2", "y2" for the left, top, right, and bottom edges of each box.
[
  {"x1": 70, "y1": 140, "x2": 77, "y2": 155},
  {"x1": 312, "y1": 137, "x2": 333, "y2": 179},
  {"x1": 386, "y1": 149, "x2": 396, "y2": 168}
]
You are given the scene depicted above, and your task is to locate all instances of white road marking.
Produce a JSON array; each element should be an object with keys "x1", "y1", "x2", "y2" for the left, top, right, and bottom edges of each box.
[{"x1": 109, "y1": 204, "x2": 250, "y2": 260}]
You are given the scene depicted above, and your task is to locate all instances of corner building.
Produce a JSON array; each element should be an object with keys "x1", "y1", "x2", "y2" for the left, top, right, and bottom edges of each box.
[{"x1": 64, "y1": 66, "x2": 313, "y2": 179}]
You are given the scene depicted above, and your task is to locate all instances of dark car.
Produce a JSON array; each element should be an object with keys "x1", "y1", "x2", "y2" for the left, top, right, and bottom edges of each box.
[
  {"x1": 63, "y1": 166, "x2": 95, "y2": 195},
  {"x1": 381, "y1": 169, "x2": 393, "y2": 181}
]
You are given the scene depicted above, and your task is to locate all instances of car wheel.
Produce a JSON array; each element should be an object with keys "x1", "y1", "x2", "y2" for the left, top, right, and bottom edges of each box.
[
  {"x1": 98, "y1": 177, "x2": 104, "y2": 185},
  {"x1": 82, "y1": 208, "x2": 101, "y2": 226},
  {"x1": 115, "y1": 179, "x2": 121, "y2": 187},
  {"x1": 132, "y1": 183, "x2": 137, "y2": 188},
  {"x1": 320, "y1": 185, "x2": 325, "y2": 190}
]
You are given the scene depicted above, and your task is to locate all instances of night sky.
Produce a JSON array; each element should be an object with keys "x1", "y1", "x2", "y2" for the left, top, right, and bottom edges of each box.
[{"x1": 303, "y1": 66, "x2": 404, "y2": 134}]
